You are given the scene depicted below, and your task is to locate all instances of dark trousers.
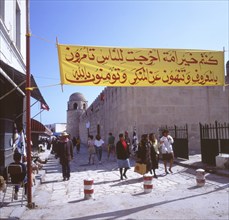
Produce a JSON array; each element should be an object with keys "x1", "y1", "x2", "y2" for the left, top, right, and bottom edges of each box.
[
  {"x1": 62, "y1": 161, "x2": 70, "y2": 178},
  {"x1": 96, "y1": 147, "x2": 102, "y2": 162}
]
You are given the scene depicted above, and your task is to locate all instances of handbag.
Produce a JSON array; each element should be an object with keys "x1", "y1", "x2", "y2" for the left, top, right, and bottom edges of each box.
[{"x1": 134, "y1": 162, "x2": 147, "y2": 175}]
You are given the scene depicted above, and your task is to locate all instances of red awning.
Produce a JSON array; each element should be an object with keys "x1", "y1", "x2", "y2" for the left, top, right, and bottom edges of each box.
[{"x1": 31, "y1": 119, "x2": 52, "y2": 136}]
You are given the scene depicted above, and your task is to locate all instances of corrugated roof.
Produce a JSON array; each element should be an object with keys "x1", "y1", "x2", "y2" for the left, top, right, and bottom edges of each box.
[{"x1": 0, "y1": 60, "x2": 49, "y2": 108}]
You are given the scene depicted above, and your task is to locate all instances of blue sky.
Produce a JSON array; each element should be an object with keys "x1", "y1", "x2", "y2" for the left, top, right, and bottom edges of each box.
[{"x1": 30, "y1": 0, "x2": 229, "y2": 125}]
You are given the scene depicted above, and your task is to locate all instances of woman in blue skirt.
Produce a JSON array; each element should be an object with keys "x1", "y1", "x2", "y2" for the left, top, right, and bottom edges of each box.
[{"x1": 116, "y1": 133, "x2": 131, "y2": 180}]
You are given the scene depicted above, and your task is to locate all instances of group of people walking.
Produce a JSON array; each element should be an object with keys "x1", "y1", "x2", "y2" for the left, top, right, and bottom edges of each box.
[
  {"x1": 136, "y1": 129, "x2": 174, "y2": 178},
  {"x1": 85, "y1": 129, "x2": 174, "y2": 180},
  {"x1": 53, "y1": 129, "x2": 174, "y2": 182},
  {"x1": 88, "y1": 134, "x2": 105, "y2": 164},
  {"x1": 113, "y1": 129, "x2": 174, "y2": 180}
]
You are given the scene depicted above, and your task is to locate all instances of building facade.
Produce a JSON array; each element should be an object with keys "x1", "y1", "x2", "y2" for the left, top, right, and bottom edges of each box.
[
  {"x1": 76, "y1": 76, "x2": 229, "y2": 154},
  {"x1": 0, "y1": 0, "x2": 48, "y2": 173},
  {"x1": 0, "y1": 0, "x2": 27, "y2": 174},
  {"x1": 46, "y1": 123, "x2": 67, "y2": 134},
  {"x1": 0, "y1": 0, "x2": 26, "y2": 71}
]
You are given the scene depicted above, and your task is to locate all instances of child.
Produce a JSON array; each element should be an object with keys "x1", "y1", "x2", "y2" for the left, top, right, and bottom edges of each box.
[{"x1": 5, "y1": 152, "x2": 27, "y2": 200}]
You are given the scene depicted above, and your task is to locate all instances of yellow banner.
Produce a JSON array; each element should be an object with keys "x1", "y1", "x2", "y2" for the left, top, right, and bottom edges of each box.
[{"x1": 57, "y1": 44, "x2": 225, "y2": 86}]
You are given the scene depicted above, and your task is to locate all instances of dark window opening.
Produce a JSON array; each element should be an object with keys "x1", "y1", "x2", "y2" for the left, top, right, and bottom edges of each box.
[
  {"x1": 97, "y1": 124, "x2": 100, "y2": 136},
  {"x1": 73, "y1": 103, "x2": 78, "y2": 110}
]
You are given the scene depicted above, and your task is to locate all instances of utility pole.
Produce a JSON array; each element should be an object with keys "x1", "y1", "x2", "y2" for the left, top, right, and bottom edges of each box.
[{"x1": 26, "y1": 0, "x2": 34, "y2": 208}]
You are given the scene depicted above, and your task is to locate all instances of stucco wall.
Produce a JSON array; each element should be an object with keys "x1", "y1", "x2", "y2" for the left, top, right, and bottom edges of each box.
[{"x1": 79, "y1": 85, "x2": 229, "y2": 154}]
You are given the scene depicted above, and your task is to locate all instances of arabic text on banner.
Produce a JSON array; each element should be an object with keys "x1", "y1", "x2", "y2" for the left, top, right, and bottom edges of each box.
[{"x1": 57, "y1": 44, "x2": 225, "y2": 86}]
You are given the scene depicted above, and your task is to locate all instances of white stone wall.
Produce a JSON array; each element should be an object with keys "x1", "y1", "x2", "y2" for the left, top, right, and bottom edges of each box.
[
  {"x1": 0, "y1": 0, "x2": 26, "y2": 72},
  {"x1": 79, "y1": 84, "x2": 229, "y2": 154},
  {"x1": 67, "y1": 109, "x2": 80, "y2": 139},
  {"x1": 45, "y1": 123, "x2": 66, "y2": 133},
  {"x1": 67, "y1": 99, "x2": 87, "y2": 139},
  {"x1": 55, "y1": 123, "x2": 67, "y2": 133}
]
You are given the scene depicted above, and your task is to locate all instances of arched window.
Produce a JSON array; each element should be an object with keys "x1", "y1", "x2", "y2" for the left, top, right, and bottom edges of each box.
[
  {"x1": 73, "y1": 103, "x2": 78, "y2": 110},
  {"x1": 83, "y1": 103, "x2": 86, "y2": 110}
]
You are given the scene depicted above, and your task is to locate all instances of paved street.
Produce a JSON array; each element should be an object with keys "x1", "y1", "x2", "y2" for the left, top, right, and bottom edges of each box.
[{"x1": 1, "y1": 145, "x2": 229, "y2": 220}]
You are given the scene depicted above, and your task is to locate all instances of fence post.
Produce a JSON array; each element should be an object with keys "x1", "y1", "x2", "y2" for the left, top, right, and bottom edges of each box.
[
  {"x1": 215, "y1": 121, "x2": 221, "y2": 154},
  {"x1": 199, "y1": 122, "x2": 204, "y2": 163},
  {"x1": 174, "y1": 125, "x2": 177, "y2": 138},
  {"x1": 199, "y1": 123, "x2": 202, "y2": 140},
  {"x1": 186, "y1": 124, "x2": 188, "y2": 140}
]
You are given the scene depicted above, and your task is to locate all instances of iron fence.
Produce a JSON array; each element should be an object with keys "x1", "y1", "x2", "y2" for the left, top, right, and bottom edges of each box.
[
  {"x1": 200, "y1": 121, "x2": 229, "y2": 165},
  {"x1": 159, "y1": 124, "x2": 189, "y2": 159}
]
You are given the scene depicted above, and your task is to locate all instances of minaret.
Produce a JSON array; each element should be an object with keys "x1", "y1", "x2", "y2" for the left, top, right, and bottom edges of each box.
[{"x1": 66, "y1": 92, "x2": 87, "y2": 138}]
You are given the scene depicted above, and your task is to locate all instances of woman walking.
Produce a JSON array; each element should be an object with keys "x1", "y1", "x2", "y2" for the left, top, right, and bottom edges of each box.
[
  {"x1": 76, "y1": 136, "x2": 81, "y2": 154},
  {"x1": 87, "y1": 135, "x2": 95, "y2": 165},
  {"x1": 149, "y1": 133, "x2": 159, "y2": 178},
  {"x1": 136, "y1": 134, "x2": 152, "y2": 174},
  {"x1": 116, "y1": 133, "x2": 131, "y2": 180},
  {"x1": 160, "y1": 129, "x2": 174, "y2": 174}
]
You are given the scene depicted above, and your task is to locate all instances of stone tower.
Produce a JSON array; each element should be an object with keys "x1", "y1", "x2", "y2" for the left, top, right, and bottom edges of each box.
[{"x1": 66, "y1": 92, "x2": 87, "y2": 139}]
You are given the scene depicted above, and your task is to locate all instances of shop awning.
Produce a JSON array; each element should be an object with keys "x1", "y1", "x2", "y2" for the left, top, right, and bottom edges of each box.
[
  {"x1": 0, "y1": 60, "x2": 49, "y2": 108},
  {"x1": 31, "y1": 118, "x2": 52, "y2": 136}
]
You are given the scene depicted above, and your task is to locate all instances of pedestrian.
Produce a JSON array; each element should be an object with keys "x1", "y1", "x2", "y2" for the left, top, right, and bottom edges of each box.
[
  {"x1": 72, "y1": 136, "x2": 77, "y2": 150},
  {"x1": 51, "y1": 137, "x2": 56, "y2": 154},
  {"x1": 160, "y1": 129, "x2": 174, "y2": 174},
  {"x1": 124, "y1": 131, "x2": 131, "y2": 150},
  {"x1": 136, "y1": 134, "x2": 152, "y2": 174},
  {"x1": 132, "y1": 131, "x2": 139, "y2": 155},
  {"x1": 52, "y1": 137, "x2": 59, "y2": 158},
  {"x1": 47, "y1": 138, "x2": 51, "y2": 150},
  {"x1": 116, "y1": 133, "x2": 131, "y2": 180},
  {"x1": 76, "y1": 136, "x2": 81, "y2": 154},
  {"x1": 94, "y1": 134, "x2": 104, "y2": 164},
  {"x1": 149, "y1": 133, "x2": 159, "y2": 178},
  {"x1": 107, "y1": 132, "x2": 115, "y2": 160},
  {"x1": 4, "y1": 152, "x2": 27, "y2": 200},
  {"x1": 87, "y1": 135, "x2": 95, "y2": 165},
  {"x1": 57, "y1": 132, "x2": 74, "y2": 181}
]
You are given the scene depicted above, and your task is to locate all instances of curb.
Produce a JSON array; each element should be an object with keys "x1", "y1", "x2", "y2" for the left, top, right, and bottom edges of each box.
[{"x1": 174, "y1": 160, "x2": 229, "y2": 178}]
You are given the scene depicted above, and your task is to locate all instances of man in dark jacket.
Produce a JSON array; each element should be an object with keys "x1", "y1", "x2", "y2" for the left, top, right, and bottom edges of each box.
[{"x1": 57, "y1": 132, "x2": 73, "y2": 181}]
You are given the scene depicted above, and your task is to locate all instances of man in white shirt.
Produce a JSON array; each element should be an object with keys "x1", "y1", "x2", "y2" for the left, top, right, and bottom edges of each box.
[
  {"x1": 94, "y1": 135, "x2": 104, "y2": 164},
  {"x1": 160, "y1": 129, "x2": 174, "y2": 174}
]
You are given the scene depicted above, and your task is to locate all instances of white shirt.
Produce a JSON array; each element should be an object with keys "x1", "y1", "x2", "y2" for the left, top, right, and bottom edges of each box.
[
  {"x1": 94, "y1": 139, "x2": 104, "y2": 147},
  {"x1": 160, "y1": 135, "x2": 174, "y2": 154}
]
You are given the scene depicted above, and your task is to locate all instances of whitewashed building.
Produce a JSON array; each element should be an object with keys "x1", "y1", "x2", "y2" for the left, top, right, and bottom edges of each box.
[
  {"x1": 46, "y1": 123, "x2": 67, "y2": 134},
  {"x1": 0, "y1": 0, "x2": 48, "y2": 173},
  {"x1": 0, "y1": 0, "x2": 26, "y2": 72}
]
